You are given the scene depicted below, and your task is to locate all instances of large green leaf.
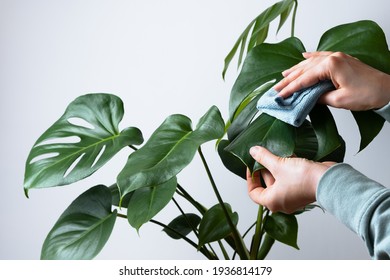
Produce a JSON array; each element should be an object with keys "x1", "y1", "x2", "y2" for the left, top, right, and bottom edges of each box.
[
  {"x1": 163, "y1": 213, "x2": 202, "y2": 240},
  {"x1": 229, "y1": 37, "x2": 305, "y2": 121},
  {"x1": 116, "y1": 106, "x2": 225, "y2": 200},
  {"x1": 264, "y1": 212, "x2": 299, "y2": 250},
  {"x1": 351, "y1": 111, "x2": 385, "y2": 152},
  {"x1": 225, "y1": 113, "x2": 295, "y2": 173},
  {"x1": 24, "y1": 94, "x2": 143, "y2": 194},
  {"x1": 228, "y1": 81, "x2": 274, "y2": 141},
  {"x1": 222, "y1": 0, "x2": 296, "y2": 79},
  {"x1": 217, "y1": 139, "x2": 247, "y2": 180},
  {"x1": 293, "y1": 120, "x2": 318, "y2": 160},
  {"x1": 127, "y1": 177, "x2": 177, "y2": 231},
  {"x1": 309, "y1": 105, "x2": 344, "y2": 161},
  {"x1": 198, "y1": 203, "x2": 239, "y2": 247},
  {"x1": 317, "y1": 20, "x2": 390, "y2": 151},
  {"x1": 41, "y1": 185, "x2": 117, "y2": 260},
  {"x1": 317, "y1": 20, "x2": 390, "y2": 74}
]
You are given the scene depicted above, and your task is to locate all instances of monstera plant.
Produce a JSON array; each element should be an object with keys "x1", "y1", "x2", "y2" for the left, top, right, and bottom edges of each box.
[{"x1": 24, "y1": 0, "x2": 390, "y2": 260}]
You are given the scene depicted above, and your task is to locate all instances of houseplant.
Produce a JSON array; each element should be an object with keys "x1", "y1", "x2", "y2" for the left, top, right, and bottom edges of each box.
[{"x1": 23, "y1": 0, "x2": 390, "y2": 260}]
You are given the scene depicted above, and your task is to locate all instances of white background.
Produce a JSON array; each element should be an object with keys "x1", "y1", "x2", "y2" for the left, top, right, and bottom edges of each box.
[{"x1": 1, "y1": 0, "x2": 390, "y2": 260}]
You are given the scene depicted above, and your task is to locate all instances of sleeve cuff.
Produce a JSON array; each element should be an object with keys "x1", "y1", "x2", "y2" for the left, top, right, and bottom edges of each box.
[{"x1": 374, "y1": 102, "x2": 390, "y2": 122}]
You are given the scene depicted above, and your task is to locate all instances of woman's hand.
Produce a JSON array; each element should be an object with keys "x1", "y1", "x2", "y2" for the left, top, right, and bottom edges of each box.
[
  {"x1": 274, "y1": 51, "x2": 390, "y2": 111},
  {"x1": 247, "y1": 146, "x2": 334, "y2": 214}
]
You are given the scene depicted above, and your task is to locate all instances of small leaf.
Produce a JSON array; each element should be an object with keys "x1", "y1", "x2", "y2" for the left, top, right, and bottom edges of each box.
[
  {"x1": 225, "y1": 113, "x2": 295, "y2": 173},
  {"x1": 198, "y1": 203, "x2": 238, "y2": 247},
  {"x1": 41, "y1": 185, "x2": 116, "y2": 260},
  {"x1": 127, "y1": 177, "x2": 177, "y2": 231},
  {"x1": 264, "y1": 212, "x2": 299, "y2": 250},
  {"x1": 163, "y1": 213, "x2": 201, "y2": 240},
  {"x1": 24, "y1": 93, "x2": 143, "y2": 194},
  {"x1": 117, "y1": 106, "x2": 224, "y2": 199}
]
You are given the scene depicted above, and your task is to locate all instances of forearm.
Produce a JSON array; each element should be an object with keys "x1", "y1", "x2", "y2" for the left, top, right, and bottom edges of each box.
[{"x1": 316, "y1": 163, "x2": 390, "y2": 259}]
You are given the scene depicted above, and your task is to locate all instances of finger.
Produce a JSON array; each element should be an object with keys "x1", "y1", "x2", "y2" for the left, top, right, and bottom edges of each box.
[
  {"x1": 249, "y1": 146, "x2": 280, "y2": 173},
  {"x1": 302, "y1": 51, "x2": 334, "y2": 59},
  {"x1": 277, "y1": 73, "x2": 322, "y2": 98},
  {"x1": 246, "y1": 168, "x2": 263, "y2": 192},
  {"x1": 261, "y1": 168, "x2": 275, "y2": 187}
]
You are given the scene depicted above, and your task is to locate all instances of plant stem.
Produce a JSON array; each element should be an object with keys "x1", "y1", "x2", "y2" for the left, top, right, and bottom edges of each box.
[
  {"x1": 291, "y1": 0, "x2": 298, "y2": 37},
  {"x1": 218, "y1": 240, "x2": 230, "y2": 260},
  {"x1": 257, "y1": 233, "x2": 275, "y2": 260},
  {"x1": 172, "y1": 197, "x2": 199, "y2": 238},
  {"x1": 249, "y1": 205, "x2": 264, "y2": 260},
  {"x1": 116, "y1": 213, "x2": 216, "y2": 259},
  {"x1": 176, "y1": 183, "x2": 207, "y2": 215},
  {"x1": 198, "y1": 147, "x2": 250, "y2": 260}
]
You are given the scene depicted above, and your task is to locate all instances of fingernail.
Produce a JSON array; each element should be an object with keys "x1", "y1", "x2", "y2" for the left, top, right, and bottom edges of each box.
[{"x1": 249, "y1": 146, "x2": 260, "y2": 157}]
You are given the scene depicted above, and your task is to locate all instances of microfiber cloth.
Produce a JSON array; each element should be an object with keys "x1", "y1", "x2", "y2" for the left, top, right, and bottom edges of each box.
[{"x1": 257, "y1": 80, "x2": 335, "y2": 127}]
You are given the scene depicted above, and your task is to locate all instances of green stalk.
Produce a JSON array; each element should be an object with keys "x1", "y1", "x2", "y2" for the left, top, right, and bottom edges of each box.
[
  {"x1": 116, "y1": 213, "x2": 216, "y2": 259},
  {"x1": 198, "y1": 147, "x2": 250, "y2": 260},
  {"x1": 176, "y1": 183, "x2": 207, "y2": 215},
  {"x1": 291, "y1": 0, "x2": 298, "y2": 37},
  {"x1": 257, "y1": 234, "x2": 275, "y2": 260},
  {"x1": 249, "y1": 205, "x2": 264, "y2": 259}
]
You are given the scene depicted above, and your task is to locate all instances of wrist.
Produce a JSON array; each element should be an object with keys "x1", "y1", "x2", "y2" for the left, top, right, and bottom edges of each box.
[{"x1": 376, "y1": 72, "x2": 390, "y2": 109}]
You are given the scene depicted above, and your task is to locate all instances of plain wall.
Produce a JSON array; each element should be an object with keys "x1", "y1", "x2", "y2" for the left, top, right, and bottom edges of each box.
[{"x1": 1, "y1": 0, "x2": 389, "y2": 259}]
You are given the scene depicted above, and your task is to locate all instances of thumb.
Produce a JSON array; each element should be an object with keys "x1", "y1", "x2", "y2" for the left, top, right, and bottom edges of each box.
[{"x1": 249, "y1": 146, "x2": 280, "y2": 172}]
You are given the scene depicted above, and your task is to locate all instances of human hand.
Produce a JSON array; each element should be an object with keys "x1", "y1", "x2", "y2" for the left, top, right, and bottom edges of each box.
[
  {"x1": 247, "y1": 146, "x2": 335, "y2": 214},
  {"x1": 274, "y1": 51, "x2": 390, "y2": 111}
]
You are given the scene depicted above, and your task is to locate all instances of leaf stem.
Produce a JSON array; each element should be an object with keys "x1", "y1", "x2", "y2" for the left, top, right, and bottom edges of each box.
[
  {"x1": 116, "y1": 213, "x2": 216, "y2": 259},
  {"x1": 198, "y1": 147, "x2": 250, "y2": 260},
  {"x1": 291, "y1": 0, "x2": 298, "y2": 37},
  {"x1": 250, "y1": 205, "x2": 264, "y2": 259}
]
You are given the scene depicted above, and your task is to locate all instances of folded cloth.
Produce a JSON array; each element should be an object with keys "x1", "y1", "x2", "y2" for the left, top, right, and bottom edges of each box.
[{"x1": 256, "y1": 80, "x2": 335, "y2": 127}]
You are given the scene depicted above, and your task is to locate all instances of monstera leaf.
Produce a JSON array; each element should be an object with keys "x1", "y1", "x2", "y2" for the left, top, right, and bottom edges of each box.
[
  {"x1": 41, "y1": 185, "x2": 117, "y2": 260},
  {"x1": 229, "y1": 37, "x2": 305, "y2": 121},
  {"x1": 24, "y1": 94, "x2": 143, "y2": 195},
  {"x1": 225, "y1": 113, "x2": 295, "y2": 173},
  {"x1": 317, "y1": 20, "x2": 390, "y2": 151},
  {"x1": 116, "y1": 106, "x2": 225, "y2": 200},
  {"x1": 223, "y1": 0, "x2": 297, "y2": 79}
]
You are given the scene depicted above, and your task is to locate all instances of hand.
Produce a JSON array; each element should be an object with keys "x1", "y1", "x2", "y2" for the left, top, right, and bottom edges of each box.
[
  {"x1": 247, "y1": 146, "x2": 335, "y2": 214},
  {"x1": 274, "y1": 51, "x2": 390, "y2": 111}
]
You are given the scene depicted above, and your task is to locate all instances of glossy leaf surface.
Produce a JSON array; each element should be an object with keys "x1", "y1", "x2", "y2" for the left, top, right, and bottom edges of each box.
[
  {"x1": 225, "y1": 113, "x2": 295, "y2": 173},
  {"x1": 229, "y1": 37, "x2": 305, "y2": 121},
  {"x1": 127, "y1": 177, "x2": 177, "y2": 231},
  {"x1": 309, "y1": 105, "x2": 343, "y2": 161},
  {"x1": 317, "y1": 20, "x2": 390, "y2": 151},
  {"x1": 264, "y1": 212, "x2": 299, "y2": 250},
  {"x1": 198, "y1": 203, "x2": 238, "y2": 247},
  {"x1": 41, "y1": 185, "x2": 116, "y2": 259},
  {"x1": 24, "y1": 94, "x2": 143, "y2": 194},
  {"x1": 217, "y1": 140, "x2": 247, "y2": 180},
  {"x1": 163, "y1": 213, "x2": 202, "y2": 240},
  {"x1": 117, "y1": 106, "x2": 225, "y2": 199}
]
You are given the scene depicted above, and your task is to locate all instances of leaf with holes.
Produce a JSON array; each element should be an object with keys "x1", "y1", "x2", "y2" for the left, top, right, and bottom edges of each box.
[
  {"x1": 24, "y1": 93, "x2": 144, "y2": 195},
  {"x1": 222, "y1": 0, "x2": 296, "y2": 79},
  {"x1": 41, "y1": 185, "x2": 117, "y2": 260}
]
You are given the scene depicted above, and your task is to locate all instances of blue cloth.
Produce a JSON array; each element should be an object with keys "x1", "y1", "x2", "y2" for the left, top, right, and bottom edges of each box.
[{"x1": 256, "y1": 80, "x2": 335, "y2": 127}]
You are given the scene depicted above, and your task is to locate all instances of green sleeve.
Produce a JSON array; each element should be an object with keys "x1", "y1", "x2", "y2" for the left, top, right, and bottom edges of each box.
[{"x1": 316, "y1": 163, "x2": 390, "y2": 259}]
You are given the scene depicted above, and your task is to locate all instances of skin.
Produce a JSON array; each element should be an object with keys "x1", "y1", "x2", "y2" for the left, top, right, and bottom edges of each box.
[{"x1": 247, "y1": 51, "x2": 390, "y2": 213}]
